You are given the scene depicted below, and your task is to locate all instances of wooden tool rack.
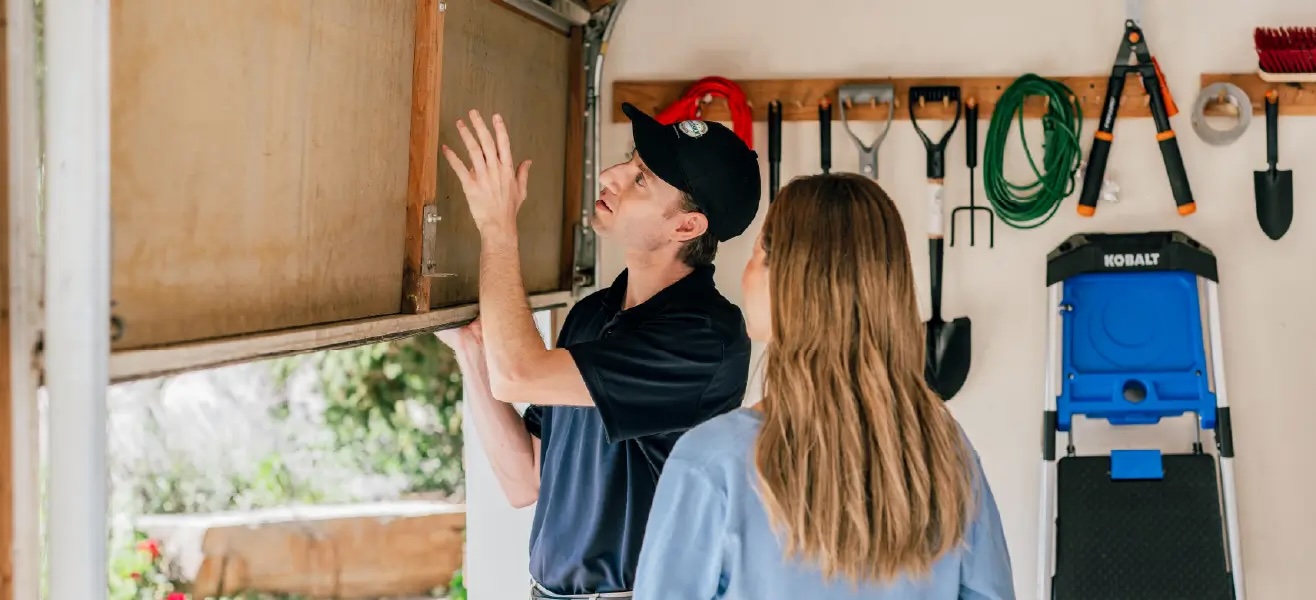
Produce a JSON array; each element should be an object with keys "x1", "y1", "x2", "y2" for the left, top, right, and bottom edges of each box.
[{"x1": 612, "y1": 73, "x2": 1316, "y2": 123}]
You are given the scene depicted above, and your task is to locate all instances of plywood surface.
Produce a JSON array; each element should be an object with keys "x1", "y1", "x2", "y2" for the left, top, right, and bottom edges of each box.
[
  {"x1": 110, "y1": 1, "x2": 417, "y2": 350},
  {"x1": 429, "y1": 0, "x2": 571, "y2": 308}
]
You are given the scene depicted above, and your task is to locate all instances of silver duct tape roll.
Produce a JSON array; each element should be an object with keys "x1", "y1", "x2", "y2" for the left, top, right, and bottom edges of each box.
[{"x1": 1192, "y1": 82, "x2": 1253, "y2": 146}]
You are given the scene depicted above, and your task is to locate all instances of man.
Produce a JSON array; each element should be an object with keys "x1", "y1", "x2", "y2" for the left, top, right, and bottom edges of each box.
[{"x1": 436, "y1": 102, "x2": 761, "y2": 598}]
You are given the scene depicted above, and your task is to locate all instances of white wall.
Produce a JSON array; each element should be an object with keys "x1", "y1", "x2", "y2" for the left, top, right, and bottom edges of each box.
[{"x1": 467, "y1": 1, "x2": 1316, "y2": 597}]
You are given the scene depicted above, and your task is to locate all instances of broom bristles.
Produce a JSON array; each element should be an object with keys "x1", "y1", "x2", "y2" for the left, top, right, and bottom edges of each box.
[{"x1": 1256, "y1": 26, "x2": 1316, "y2": 74}]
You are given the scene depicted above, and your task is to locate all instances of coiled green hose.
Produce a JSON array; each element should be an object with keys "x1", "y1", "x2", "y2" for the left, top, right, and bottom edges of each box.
[{"x1": 982, "y1": 74, "x2": 1084, "y2": 229}]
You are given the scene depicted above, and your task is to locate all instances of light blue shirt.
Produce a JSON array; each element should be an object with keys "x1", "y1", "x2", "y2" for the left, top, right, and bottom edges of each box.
[{"x1": 633, "y1": 408, "x2": 1014, "y2": 599}]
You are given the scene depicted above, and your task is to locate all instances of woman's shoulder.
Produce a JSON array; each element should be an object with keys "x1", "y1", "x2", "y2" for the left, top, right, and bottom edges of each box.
[{"x1": 668, "y1": 407, "x2": 764, "y2": 472}]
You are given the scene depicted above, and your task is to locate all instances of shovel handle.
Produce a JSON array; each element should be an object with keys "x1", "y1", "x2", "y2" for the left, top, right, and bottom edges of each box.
[
  {"x1": 927, "y1": 178, "x2": 946, "y2": 321},
  {"x1": 926, "y1": 180, "x2": 945, "y2": 239},
  {"x1": 1266, "y1": 90, "x2": 1278, "y2": 168},
  {"x1": 928, "y1": 237, "x2": 944, "y2": 321}
]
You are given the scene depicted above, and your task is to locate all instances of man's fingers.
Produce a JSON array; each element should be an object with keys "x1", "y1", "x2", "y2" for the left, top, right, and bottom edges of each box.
[
  {"x1": 493, "y1": 114, "x2": 514, "y2": 170},
  {"x1": 468, "y1": 110, "x2": 502, "y2": 171},
  {"x1": 517, "y1": 159, "x2": 533, "y2": 199},
  {"x1": 455, "y1": 119, "x2": 487, "y2": 180},
  {"x1": 440, "y1": 144, "x2": 472, "y2": 188}
]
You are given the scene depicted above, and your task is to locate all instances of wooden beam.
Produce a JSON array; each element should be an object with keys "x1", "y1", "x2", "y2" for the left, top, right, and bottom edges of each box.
[
  {"x1": 612, "y1": 75, "x2": 1178, "y2": 123},
  {"x1": 1199, "y1": 73, "x2": 1316, "y2": 116},
  {"x1": 109, "y1": 291, "x2": 573, "y2": 383},
  {"x1": 559, "y1": 25, "x2": 585, "y2": 291},
  {"x1": 137, "y1": 503, "x2": 466, "y2": 599},
  {"x1": 403, "y1": 0, "x2": 445, "y2": 313}
]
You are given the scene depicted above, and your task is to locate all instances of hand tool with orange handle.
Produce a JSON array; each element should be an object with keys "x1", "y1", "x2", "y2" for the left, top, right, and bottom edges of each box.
[{"x1": 1078, "y1": 19, "x2": 1195, "y2": 217}]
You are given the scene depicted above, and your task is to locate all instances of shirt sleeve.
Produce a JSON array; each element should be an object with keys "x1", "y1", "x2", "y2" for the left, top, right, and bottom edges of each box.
[
  {"x1": 633, "y1": 456, "x2": 727, "y2": 600},
  {"x1": 959, "y1": 450, "x2": 1016, "y2": 600},
  {"x1": 522, "y1": 405, "x2": 544, "y2": 439},
  {"x1": 566, "y1": 312, "x2": 734, "y2": 442}
]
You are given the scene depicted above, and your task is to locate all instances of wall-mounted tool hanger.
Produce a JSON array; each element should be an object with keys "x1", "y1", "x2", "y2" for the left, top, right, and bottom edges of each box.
[
  {"x1": 613, "y1": 75, "x2": 1183, "y2": 123},
  {"x1": 613, "y1": 73, "x2": 1316, "y2": 124}
]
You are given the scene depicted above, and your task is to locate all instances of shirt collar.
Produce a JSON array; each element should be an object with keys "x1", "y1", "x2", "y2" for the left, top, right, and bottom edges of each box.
[{"x1": 601, "y1": 264, "x2": 716, "y2": 318}]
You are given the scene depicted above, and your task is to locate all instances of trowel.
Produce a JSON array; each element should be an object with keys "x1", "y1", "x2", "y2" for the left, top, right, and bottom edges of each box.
[{"x1": 1254, "y1": 89, "x2": 1293, "y2": 240}]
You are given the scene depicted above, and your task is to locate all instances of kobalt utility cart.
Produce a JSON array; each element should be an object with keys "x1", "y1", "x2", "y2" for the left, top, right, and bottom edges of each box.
[{"x1": 1036, "y1": 231, "x2": 1245, "y2": 600}]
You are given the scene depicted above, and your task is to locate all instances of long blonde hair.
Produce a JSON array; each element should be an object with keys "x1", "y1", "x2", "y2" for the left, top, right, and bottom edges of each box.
[{"x1": 754, "y1": 173, "x2": 975, "y2": 584}]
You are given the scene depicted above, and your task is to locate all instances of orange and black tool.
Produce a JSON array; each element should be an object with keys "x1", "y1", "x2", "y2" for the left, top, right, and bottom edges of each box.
[{"x1": 1078, "y1": 20, "x2": 1194, "y2": 217}]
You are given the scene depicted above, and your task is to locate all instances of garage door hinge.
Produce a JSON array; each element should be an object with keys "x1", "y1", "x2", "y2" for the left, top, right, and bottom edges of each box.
[
  {"x1": 572, "y1": 218, "x2": 596, "y2": 296},
  {"x1": 422, "y1": 204, "x2": 455, "y2": 278}
]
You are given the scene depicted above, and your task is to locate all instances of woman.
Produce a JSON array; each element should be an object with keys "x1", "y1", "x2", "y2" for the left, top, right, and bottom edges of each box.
[{"x1": 631, "y1": 173, "x2": 1014, "y2": 599}]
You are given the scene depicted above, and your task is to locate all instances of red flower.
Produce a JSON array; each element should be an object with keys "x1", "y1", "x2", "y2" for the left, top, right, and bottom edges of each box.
[
  {"x1": 136, "y1": 538, "x2": 161, "y2": 560},
  {"x1": 166, "y1": 593, "x2": 187, "y2": 600},
  {"x1": 130, "y1": 572, "x2": 140, "y2": 580}
]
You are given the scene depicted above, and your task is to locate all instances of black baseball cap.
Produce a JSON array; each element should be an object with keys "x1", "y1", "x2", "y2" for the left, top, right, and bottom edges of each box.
[{"x1": 621, "y1": 102, "x2": 761, "y2": 242}]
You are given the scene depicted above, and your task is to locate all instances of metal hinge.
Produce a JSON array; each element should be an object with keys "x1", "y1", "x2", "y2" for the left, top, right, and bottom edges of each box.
[
  {"x1": 422, "y1": 204, "x2": 455, "y2": 278},
  {"x1": 571, "y1": 219, "x2": 597, "y2": 295}
]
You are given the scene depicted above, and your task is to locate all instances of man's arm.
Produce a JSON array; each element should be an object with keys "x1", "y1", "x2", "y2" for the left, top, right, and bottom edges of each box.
[
  {"x1": 446, "y1": 326, "x2": 542, "y2": 508},
  {"x1": 477, "y1": 229, "x2": 593, "y2": 407},
  {"x1": 441, "y1": 110, "x2": 595, "y2": 408}
]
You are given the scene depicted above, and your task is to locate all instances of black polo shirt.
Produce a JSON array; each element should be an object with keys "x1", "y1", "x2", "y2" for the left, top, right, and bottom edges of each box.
[{"x1": 521, "y1": 264, "x2": 751, "y2": 595}]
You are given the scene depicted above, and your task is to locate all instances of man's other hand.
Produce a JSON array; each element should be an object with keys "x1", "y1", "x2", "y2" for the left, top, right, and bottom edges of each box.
[{"x1": 436, "y1": 317, "x2": 484, "y2": 357}]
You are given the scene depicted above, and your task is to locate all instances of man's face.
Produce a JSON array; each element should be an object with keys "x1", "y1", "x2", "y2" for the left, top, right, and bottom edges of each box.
[{"x1": 593, "y1": 151, "x2": 707, "y2": 253}]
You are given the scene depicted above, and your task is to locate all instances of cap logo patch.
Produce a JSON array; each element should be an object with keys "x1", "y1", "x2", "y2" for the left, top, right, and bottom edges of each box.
[{"x1": 677, "y1": 120, "x2": 709, "y2": 138}]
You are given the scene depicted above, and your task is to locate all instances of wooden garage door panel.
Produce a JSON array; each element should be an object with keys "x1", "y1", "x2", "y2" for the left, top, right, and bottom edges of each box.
[
  {"x1": 110, "y1": 1, "x2": 416, "y2": 350},
  {"x1": 428, "y1": 0, "x2": 571, "y2": 308}
]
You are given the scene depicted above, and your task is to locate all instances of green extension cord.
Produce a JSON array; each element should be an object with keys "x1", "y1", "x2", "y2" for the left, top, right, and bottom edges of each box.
[{"x1": 982, "y1": 73, "x2": 1085, "y2": 229}]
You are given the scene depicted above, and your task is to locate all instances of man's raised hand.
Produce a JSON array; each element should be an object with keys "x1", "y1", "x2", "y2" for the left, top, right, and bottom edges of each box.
[{"x1": 441, "y1": 109, "x2": 532, "y2": 237}]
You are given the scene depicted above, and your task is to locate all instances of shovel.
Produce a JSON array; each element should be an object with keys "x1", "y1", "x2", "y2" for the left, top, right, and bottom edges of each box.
[
  {"x1": 909, "y1": 85, "x2": 971, "y2": 401},
  {"x1": 1254, "y1": 89, "x2": 1293, "y2": 240}
]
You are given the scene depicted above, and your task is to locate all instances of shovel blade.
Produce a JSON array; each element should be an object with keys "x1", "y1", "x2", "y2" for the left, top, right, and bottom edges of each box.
[
  {"x1": 925, "y1": 316, "x2": 972, "y2": 401},
  {"x1": 1253, "y1": 169, "x2": 1293, "y2": 240}
]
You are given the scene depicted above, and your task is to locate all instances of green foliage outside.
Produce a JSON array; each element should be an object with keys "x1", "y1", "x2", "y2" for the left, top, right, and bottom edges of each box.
[
  {"x1": 102, "y1": 333, "x2": 467, "y2": 599},
  {"x1": 272, "y1": 333, "x2": 466, "y2": 497}
]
